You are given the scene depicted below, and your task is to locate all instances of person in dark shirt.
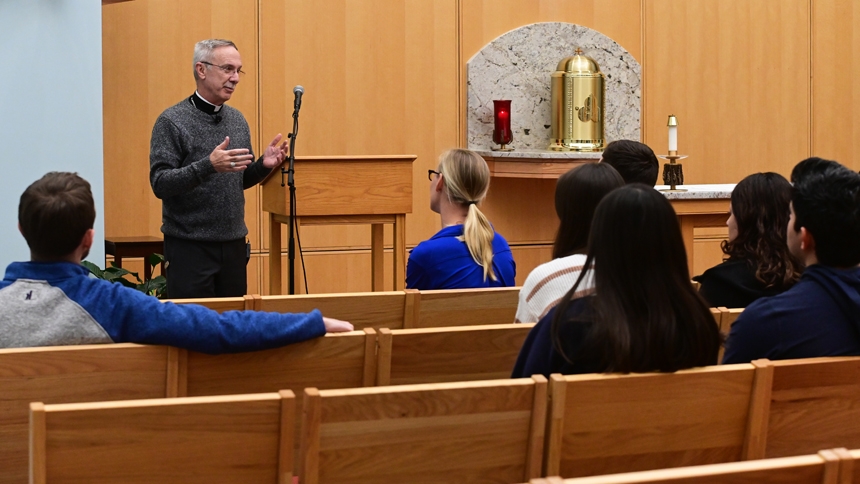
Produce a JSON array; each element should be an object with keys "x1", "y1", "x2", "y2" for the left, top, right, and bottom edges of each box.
[
  {"x1": 723, "y1": 159, "x2": 860, "y2": 363},
  {"x1": 513, "y1": 184, "x2": 721, "y2": 378},
  {"x1": 695, "y1": 173, "x2": 801, "y2": 308},
  {"x1": 600, "y1": 140, "x2": 659, "y2": 187}
]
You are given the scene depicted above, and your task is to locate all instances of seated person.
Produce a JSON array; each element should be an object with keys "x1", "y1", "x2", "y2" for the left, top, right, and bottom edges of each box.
[
  {"x1": 0, "y1": 172, "x2": 353, "y2": 352},
  {"x1": 791, "y1": 156, "x2": 836, "y2": 184},
  {"x1": 406, "y1": 148, "x2": 515, "y2": 289},
  {"x1": 513, "y1": 184, "x2": 721, "y2": 378},
  {"x1": 695, "y1": 173, "x2": 801, "y2": 308},
  {"x1": 600, "y1": 139, "x2": 660, "y2": 186},
  {"x1": 515, "y1": 163, "x2": 624, "y2": 323},
  {"x1": 723, "y1": 160, "x2": 860, "y2": 363}
]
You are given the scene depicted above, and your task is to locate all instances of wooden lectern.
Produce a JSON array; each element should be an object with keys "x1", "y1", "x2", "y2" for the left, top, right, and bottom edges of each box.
[{"x1": 261, "y1": 155, "x2": 415, "y2": 295}]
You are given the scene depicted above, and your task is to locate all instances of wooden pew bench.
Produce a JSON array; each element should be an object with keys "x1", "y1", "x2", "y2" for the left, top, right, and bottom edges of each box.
[
  {"x1": 531, "y1": 448, "x2": 852, "y2": 484},
  {"x1": 375, "y1": 323, "x2": 533, "y2": 385},
  {"x1": 30, "y1": 391, "x2": 295, "y2": 484},
  {"x1": 299, "y1": 377, "x2": 547, "y2": 484},
  {"x1": 166, "y1": 286, "x2": 522, "y2": 329},
  {"x1": 544, "y1": 363, "x2": 767, "y2": 478},
  {"x1": 0, "y1": 344, "x2": 176, "y2": 484}
]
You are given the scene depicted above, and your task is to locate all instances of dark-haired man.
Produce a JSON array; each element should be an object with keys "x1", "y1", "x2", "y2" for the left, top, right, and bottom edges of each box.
[
  {"x1": 723, "y1": 160, "x2": 860, "y2": 363},
  {"x1": 600, "y1": 139, "x2": 660, "y2": 187},
  {"x1": 0, "y1": 172, "x2": 352, "y2": 352}
]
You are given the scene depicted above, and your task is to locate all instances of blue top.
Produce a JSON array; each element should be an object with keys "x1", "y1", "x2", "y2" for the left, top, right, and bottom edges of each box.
[
  {"x1": 0, "y1": 261, "x2": 326, "y2": 354},
  {"x1": 512, "y1": 298, "x2": 600, "y2": 378},
  {"x1": 406, "y1": 224, "x2": 516, "y2": 290},
  {"x1": 723, "y1": 264, "x2": 860, "y2": 363}
]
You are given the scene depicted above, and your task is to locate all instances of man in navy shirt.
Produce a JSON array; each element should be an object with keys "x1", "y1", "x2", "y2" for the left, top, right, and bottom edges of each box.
[{"x1": 723, "y1": 159, "x2": 860, "y2": 363}]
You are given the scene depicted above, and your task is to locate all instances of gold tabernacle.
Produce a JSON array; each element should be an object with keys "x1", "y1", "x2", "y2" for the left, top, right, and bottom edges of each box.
[{"x1": 549, "y1": 48, "x2": 605, "y2": 152}]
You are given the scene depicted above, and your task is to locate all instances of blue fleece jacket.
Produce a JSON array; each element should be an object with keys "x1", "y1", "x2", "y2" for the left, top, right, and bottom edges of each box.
[
  {"x1": 723, "y1": 264, "x2": 860, "y2": 363},
  {"x1": 0, "y1": 261, "x2": 325, "y2": 354},
  {"x1": 406, "y1": 224, "x2": 516, "y2": 290}
]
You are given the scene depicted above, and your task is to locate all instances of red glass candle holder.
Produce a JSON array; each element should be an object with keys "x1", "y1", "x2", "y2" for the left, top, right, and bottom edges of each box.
[{"x1": 492, "y1": 100, "x2": 513, "y2": 150}]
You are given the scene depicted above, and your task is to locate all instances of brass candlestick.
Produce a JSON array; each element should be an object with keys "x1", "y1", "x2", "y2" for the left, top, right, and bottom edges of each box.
[
  {"x1": 491, "y1": 144, "x2": 514, "y2": 152},
  {"x1": 659, "y1": 150, "x2": 688, "y2": 192}
]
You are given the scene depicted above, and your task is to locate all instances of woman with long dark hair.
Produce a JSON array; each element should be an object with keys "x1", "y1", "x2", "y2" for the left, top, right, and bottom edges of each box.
[
  {"x1": 514, "y1": 163, "x2": 624, "y2": 323},
  {"x1": 512, "y1": 184, "x2": 721, "y2": 377},
  {"x1": 694, "y1": 173, "x2": 801, "y2": 308}
]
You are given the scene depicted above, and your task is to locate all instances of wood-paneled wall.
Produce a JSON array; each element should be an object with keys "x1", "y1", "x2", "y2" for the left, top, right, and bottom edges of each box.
[{"x1": 102, "y1": 0, "x2": 860, "y2": 294}]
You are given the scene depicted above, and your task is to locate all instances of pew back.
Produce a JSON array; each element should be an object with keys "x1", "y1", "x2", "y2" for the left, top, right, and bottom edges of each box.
[
  {"x1": 410, "y1": 287, "x2": 520, "y2": 328},
  {"x1": 258, "y1": 291, "x2": 410, "y2": 329},
  {"x1": 30, "y1": 392, "x2": 294, "y2": 484},
  {"x1": 376, "y1": 323, "x2": 533, "y2": 385},
  {"x1": 163, "y1": 296, "x2": 251, "y2": 313},
  {"x1": 542, "y1": 451, "x2": 845, "y2": 484},
  {"x1": 183, "y1": 329, "x2": 376, "y2": 397},
  {"x1": 720, "y1": 308, "x2": 744, "y2": 336},
  {"x1": 762, "y1": 358, "x2": 860, "y2": 459},
  {"x1": 545, "y1": 364, "x2": 762, "y2": 478},
  {"x1": 299, "y1": 377, "x2": 547, "y2": 484},
  {"x1": 0, "y1": 344, "x2": 173, "y2": 484}
]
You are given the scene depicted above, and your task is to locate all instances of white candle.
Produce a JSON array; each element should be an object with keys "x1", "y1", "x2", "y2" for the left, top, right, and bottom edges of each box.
[{"x1": 667, "y1": 115, "x2": 678, "y2": 152}]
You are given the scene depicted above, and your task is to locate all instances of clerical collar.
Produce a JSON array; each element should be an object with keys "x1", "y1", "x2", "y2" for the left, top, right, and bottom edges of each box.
[{"x1": 189, "y1": 91, "x2": 223, "y2": 115}]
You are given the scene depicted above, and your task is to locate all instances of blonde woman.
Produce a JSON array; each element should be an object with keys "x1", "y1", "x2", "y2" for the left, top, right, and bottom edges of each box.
[{"x1": 406, "y1": 149, "x2": 515, "y2": 289}]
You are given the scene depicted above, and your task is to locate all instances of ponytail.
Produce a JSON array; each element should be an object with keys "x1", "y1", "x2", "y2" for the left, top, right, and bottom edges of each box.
[
  {"x1": 438, "y1": 149, "x2": 496, "y2": 282},
  {"x1": 463, "y1": 203, "x2": 497, "y2": 281}
]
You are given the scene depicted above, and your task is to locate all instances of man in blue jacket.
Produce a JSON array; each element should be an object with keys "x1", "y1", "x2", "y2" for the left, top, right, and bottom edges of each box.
[
  {"x1": 0, "y1": 172, "x2": 352, "y2": 353},
  {"x1": 723, "y1": 159, "x2": 860, "y2": 363}
]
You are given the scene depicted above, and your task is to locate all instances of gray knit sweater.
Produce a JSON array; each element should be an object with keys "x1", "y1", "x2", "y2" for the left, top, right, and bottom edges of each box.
[{"x1": 149, "y1": 99, "x2": 271, "y2": 242}]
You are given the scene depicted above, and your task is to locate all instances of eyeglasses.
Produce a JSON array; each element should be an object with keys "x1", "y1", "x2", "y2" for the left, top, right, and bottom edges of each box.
[
  {"x1": 200, "y1": 61, "x2": 245, "y2": 77},
  {"x1": 428, "y1": 169, "x2": 441, "y2": 181}
]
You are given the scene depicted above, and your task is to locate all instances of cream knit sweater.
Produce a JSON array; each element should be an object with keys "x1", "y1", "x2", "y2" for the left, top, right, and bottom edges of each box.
[{"x1": 514, "y1": 254, "x2": 595, "y2": 323}]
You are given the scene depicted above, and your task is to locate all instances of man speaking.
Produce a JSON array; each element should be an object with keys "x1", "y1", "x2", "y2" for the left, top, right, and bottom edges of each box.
[{"x1": 150, "y1": 39, "x2": 287, "y2": 298}]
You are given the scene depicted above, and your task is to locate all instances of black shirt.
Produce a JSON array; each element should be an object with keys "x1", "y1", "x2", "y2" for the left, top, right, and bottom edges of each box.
[{"x1": 694, "y1": 258, "x2": 786, "y2": 308}]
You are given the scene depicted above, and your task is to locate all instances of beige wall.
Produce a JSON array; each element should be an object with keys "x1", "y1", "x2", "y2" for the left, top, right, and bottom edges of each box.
[{"x1": 102, "y1": 0, "x2": 859, "y2": 293}]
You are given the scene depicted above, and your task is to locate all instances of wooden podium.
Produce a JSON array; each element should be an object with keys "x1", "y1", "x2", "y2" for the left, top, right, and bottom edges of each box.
[{"x1": 261, "y1": 155, "x2": 415, "y2": 295}]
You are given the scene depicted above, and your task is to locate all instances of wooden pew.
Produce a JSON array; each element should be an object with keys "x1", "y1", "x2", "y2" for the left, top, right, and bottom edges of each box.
[
  {"x1": 257, "y1": 291, "x2": 412, "y2": 329},
  {"x1": 718, "y1": 307, "x2": 744, "y2": 336},
  {"x1": 299, "y1": 377, "x2": 547, "y2": 484},
  {"x1": 181, "y1": 329, "x2": 377, "y2": 397},
  {"x1": 544, "y1": 363, "x2": 769, "y2": 478},
  {"x1": 180, "y1": 329, "x2": 377, "y2": 475},
  {"x1": 163, "y1": 295, "x2": 252, "y2": 313},
  {"x1": 409, "y1": 287, "x2": 520, "y2": 328},
  {"x1": 532, "y1": 449, "x2": 851, "y2": 484},
  {"x1": 0, "y1": 344, "x2": 175, "y2": 484},
  {"x1": 375, "y1": 323, "x2": 533, "y2": 385},
  {"x1": 30, "y1": 391, "x2": 295, "y2": 484},
  {"x1": 746, "y1": 357, "x2": 860, "y2": 459},
  {"x1": 168, "y1": 287, "x2": 521, "y2": 329}
]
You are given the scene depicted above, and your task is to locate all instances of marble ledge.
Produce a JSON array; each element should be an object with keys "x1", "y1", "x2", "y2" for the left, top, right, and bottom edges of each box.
[
  {"x1": 657, "y1": 184, "x2": 735, "y2": 200},
  {"x1": 475, "y1": 149, "x2": 602, "y2": 160}
]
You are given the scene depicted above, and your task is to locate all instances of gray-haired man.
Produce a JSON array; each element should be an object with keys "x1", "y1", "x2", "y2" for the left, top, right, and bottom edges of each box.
[{"x1": 150, "y1": 39, "x2": 287, "y2": 298}]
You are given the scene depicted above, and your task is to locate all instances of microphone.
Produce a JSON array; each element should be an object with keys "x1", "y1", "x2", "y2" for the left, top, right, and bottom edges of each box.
[{"x1": 293, "y1": 85, "x2": 304, "y2": 111}]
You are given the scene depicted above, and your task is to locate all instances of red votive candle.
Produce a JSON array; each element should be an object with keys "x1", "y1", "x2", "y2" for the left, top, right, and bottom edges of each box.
[{"x1": 492, "y1": 100, "x2": 513, "y2": 146}]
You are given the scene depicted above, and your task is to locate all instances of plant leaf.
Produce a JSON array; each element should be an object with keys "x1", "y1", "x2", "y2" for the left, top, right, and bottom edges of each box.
[
  {"x1": 80, "y1": 261, "x2": 103, "y2": 278},
  {"x1": 146, "y1": 253, "x2": 165, "y2": 267}
]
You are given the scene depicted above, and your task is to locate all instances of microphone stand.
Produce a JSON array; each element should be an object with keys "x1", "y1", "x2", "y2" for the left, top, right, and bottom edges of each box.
[{"x1": 282, "y1": 101, "x2": 300, "y2": 294}]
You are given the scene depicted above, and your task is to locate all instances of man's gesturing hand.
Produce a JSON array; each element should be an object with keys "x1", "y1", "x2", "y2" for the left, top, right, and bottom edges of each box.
[
  {"x1": 262, "y1": 133, "x2": 289, "y2": 169},
  {"x1": 210, "y1": 136, "x2": 254, "y2": 172}
]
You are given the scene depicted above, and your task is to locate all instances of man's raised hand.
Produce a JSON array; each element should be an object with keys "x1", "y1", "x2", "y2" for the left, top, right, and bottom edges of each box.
[
  {"x1": 262, "y1": 133, "x2": 289, "y2": 169},
  {"x1": 210, "y1": 136, "x2": 254, "y2": 172}
]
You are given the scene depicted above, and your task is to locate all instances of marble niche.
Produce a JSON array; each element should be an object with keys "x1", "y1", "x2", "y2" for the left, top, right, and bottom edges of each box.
[{"x1": 467, "y1": 22, "x2": 641, "y2": 152}]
